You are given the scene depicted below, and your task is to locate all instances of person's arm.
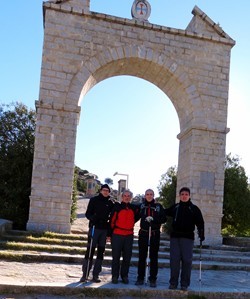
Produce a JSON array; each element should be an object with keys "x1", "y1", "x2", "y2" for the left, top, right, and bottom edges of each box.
[
  {"x1": 107, "y1": 209, "x2": 116, "y2": 237},
  {"x1": 164, "y1": 205, "x2": 175, "y2": 217},
  {"x1": 159, "y1": 204, "x2": 167, "y2": 224},
  {"x1": 110, "y1": 206, "x2": 118, "y2": 230},
  {"x1": 151, "y1": 204, "x2": 167, "y2": 224},
  {"x1": 85, "y1": 198, "x2": 97, "y2": 223},
  {"x1": 131, "y1": 203, "x2": 141, "y2": 223},
  {"x1": 195, "y1": 206, "x2": 205, "y2": 242}
]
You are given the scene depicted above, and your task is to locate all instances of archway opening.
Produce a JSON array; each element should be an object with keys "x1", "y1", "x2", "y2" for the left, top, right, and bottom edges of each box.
[{"x1": 75, "y1": 75, "x2": 179, "y2": 196}]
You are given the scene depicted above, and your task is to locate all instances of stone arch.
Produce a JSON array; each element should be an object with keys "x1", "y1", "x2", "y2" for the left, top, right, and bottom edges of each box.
[
  {"x1": 27, "y1": 0, "x2": 235, "y2": 245},
  {"x1": 69, "y1": 45, "x2": 203, "y2": 132}
]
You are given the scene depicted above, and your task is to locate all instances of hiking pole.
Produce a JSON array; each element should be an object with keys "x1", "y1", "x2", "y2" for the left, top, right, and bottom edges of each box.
[
  {"x1": 86, "y1": 225, "x2": 95, "y2": 280},
  {"x1": 199, "y1": 240, "x2": 202, "y2": 295},
  {"x1": 145, "y1": 225, "x2": 152, "y2": 285}
]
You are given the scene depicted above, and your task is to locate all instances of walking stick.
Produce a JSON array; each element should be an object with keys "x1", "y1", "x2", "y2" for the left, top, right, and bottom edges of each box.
[
  {"x1": 86, "y1": 225, "x2": 95, "y2": 280},
  {"x1": 199, "y1": 240, "x2": 202, "y2": 295},
  {"x1": 145, "y1": 225, "x2": 152, "y2": 285}
]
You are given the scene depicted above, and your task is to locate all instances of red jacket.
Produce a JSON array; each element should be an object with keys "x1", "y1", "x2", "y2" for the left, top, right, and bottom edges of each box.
[{"x1": 110, "y1": 202, "x2": 139, "y2": 236}]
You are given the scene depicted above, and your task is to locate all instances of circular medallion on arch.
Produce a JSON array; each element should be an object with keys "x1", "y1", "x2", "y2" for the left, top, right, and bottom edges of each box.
[{"x1": 131, "y1": 0, "x2": 151, "y2": 22}]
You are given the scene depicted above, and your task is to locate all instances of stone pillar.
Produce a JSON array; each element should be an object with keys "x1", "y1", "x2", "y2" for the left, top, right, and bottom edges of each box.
[
  {"x1": 177, "y1": 126, "x2": 228, "y2": 245},
  {"x1": 27, "y1": 101, "x2": 80, "y2": 233}
]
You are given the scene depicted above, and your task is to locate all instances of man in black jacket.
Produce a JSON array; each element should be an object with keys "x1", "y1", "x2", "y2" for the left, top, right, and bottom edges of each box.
[
  {"x1": 135, "y1": 189, "x2": 166, "y2": 288},
  {"x1": 165, "y1": 187, "x2": 205, "y2": 291},
  {"x1": 80, "y1": 184, "x2": 114, "y2": 283}
]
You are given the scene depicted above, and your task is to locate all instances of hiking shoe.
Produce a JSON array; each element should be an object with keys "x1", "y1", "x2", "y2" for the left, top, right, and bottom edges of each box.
[
  {"x1": 135, "y1": 279, "x2": 144, "y2": 285},
  {"x1": 80, "y1": 275, "x2": 86, "y2": 283},
  {"x1": 112, "y1": 277, "x2": 118, "y2": 284},
  {"x1": 169, "y1": 284, "x2": 177, "y2": 290},
  {"x1": 92, "y1": 277, "x2": 101, "y2": 283},
  {"x1": 122, "y1": 277, "x2": 129, "y2": 284},
  {"x1": 181, "y1": 286, "x2": 188, "y2": 291},
  {"x1": 150, "y1": 281, "x2": 157, "y2": 288}
]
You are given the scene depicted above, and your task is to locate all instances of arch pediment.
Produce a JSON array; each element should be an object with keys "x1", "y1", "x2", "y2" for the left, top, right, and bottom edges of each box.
[{"x1": 187, "y1": 6, "x2": 235, "y2": 43}]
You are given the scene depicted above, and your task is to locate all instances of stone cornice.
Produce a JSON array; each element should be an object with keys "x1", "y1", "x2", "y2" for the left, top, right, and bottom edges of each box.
[
  {"x1": 177, "y1": 125, "x2": 230, "y2": 140},
  {"x1": 43, "y1": 2, "x2": 236, "y2": 47},
  {"x1": 35, "y1": 100, "x2": 81, "y2": 114}
]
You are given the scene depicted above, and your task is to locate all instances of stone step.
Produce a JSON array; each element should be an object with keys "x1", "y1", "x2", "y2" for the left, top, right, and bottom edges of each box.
[
  {"x1": 1, "y1": 246, "x2": 250, "y2": 271},
  {"x1": 4, "y1": 229, "x2": 250, "y2": 250},
  {"x1": 1, "y1": 229, "x2": 250, "y2": 271},
  {"x1": 2, "y1": 230, "x2": 250, "y2": 254},
  {"x1": 3, "y1": 229, "x2": 250, "y2": 250},
  {"x1": 1, "y1": 249, "x2": 249, "y2": 271},
  {"x1": 1, "y1": 240, "x2": 250, "y2": 265}
]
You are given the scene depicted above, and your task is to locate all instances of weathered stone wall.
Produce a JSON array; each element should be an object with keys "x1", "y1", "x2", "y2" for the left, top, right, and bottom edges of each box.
[{"x1": 28, "y1": 1, "x2": 235, "y2": 244}]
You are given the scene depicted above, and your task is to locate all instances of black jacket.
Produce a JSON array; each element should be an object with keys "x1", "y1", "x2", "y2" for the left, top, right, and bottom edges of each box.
[
  {"x1": 165, "y1": 199, "x2": 205, "y2": 240},
  {"x1": 85, "y1": 193, "x2": 114, "y2": 229},
  {"x1": 139, "y1": 199, "x2": 166, "y2": 232}
]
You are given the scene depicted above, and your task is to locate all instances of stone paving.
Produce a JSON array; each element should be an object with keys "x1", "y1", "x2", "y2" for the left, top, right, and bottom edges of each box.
[{"x1": 0, "y1": 260, "x2": 250, "y2": 298}]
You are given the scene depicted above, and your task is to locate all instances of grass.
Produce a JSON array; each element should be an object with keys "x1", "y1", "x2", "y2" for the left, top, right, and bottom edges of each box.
[
  {"x1": 1, "y1": 235, "x2": 86, "y2": 246},
  {"x1": 221, "y1": 227, "x2": 250, "y2": 237},
  {"x1": 7, "y1": 230, "x2": 87, "y2": 240},
  {"x1": 0, "y1": 230, "x2": 90, "y2": 252},
  {"x1": 0, "y1": 240, "x2": 86, "y2": 254}
]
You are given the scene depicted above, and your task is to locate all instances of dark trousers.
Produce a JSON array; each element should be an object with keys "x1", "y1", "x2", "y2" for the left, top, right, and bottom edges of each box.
[
  {"x1": 84, "y1": 227, "x2": 107, "y2": 260},
  {"x1": 137, "y1": 229, "x2": 160, "y2": 282},
  {"x1": 169, "y1": 237, "x2": 194, "y2": 288},
  {"x1": 83, "y1": 227, "x2": 107, "y2": 278},
  {"x1": 111, "y1": 233, "x2": 134, "y2": 279}
]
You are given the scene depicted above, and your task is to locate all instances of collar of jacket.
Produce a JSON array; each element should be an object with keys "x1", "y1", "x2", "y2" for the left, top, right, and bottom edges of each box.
[
  {"x1": 121, "y1": 201, "x2": 130, "y2": 207},
  {"x1": 145, "y1": 199, "x2": 155, "y2": 205},
  {"x1": 179, "y1": 199, "x2": 191, "y2": 206},
  {"x1": 98, "y1": 193, "x2": 110, "y2": 200}
]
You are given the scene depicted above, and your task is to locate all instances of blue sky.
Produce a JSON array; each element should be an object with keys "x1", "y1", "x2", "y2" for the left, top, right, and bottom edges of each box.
[{"x1": 1, "y1": 1, "x2": 250, "y2": 196}]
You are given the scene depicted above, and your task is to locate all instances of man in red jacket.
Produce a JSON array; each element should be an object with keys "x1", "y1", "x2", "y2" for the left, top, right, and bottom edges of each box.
[{"x1": 110, "y1": 189, "x2": 140, "y2": 284}]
